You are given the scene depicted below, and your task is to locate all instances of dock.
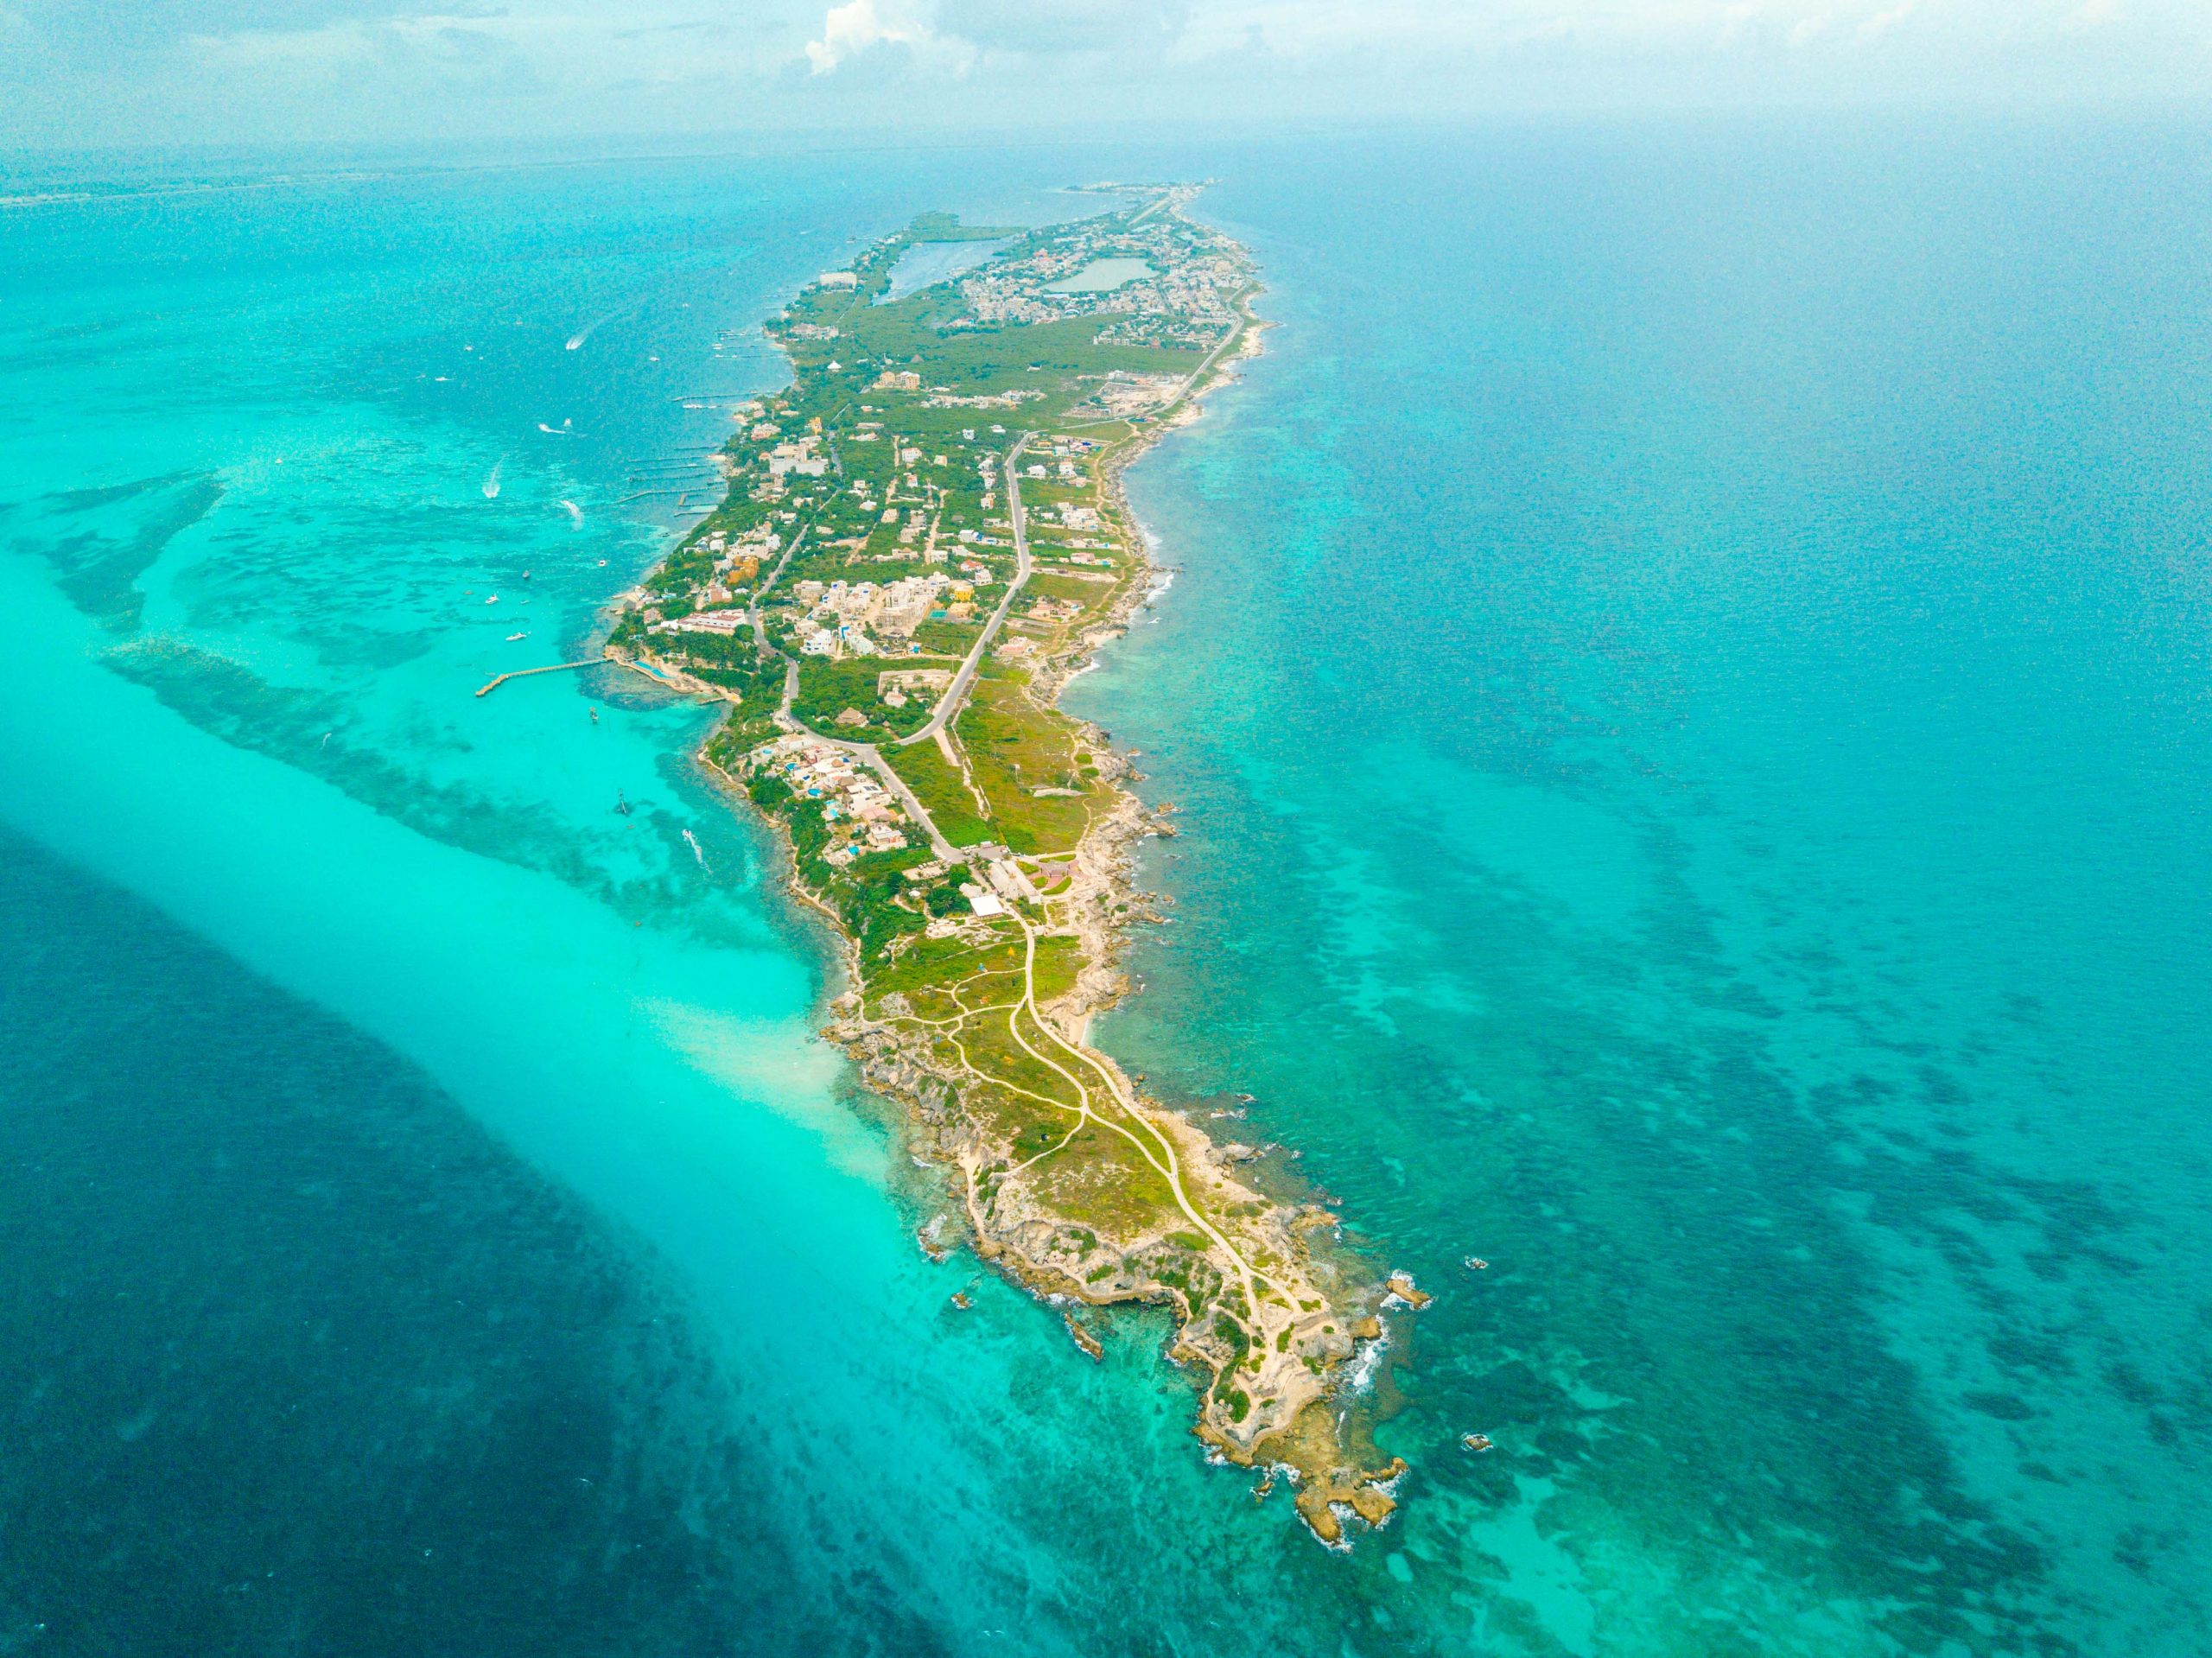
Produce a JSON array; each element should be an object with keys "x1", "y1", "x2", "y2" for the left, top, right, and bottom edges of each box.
[{"x1": 475, "y1": 657, "x2": 603, "y2": 698}]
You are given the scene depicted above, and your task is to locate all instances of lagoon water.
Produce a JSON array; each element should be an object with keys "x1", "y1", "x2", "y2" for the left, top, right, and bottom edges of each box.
[
  {"x1": 1046, "y1": 256, "x2": 1157, "y2": 293},
  {"x1": 2, "y1": 124, "x2": 2207, "y2": 1655},
  {"x1": 882, "y1": 234, "x2": 1007, "y2": 302}
]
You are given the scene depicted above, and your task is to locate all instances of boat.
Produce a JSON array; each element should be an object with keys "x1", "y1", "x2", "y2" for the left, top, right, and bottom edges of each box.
[
  {"x1": 614, "y1": 790, "x2": 632, "y2": 816},
  {"x1": 505, "y1": 631, "x2": 528, "y2": 642},
  {"x1": 484, "y1": 594, "x2": 499, "y2": 606}
]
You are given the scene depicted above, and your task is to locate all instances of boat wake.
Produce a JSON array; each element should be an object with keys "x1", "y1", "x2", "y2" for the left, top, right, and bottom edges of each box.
[
  {"x1": 482, "y1": 458, "x2": 503, "y2": 499},
  {"x1": 566, "y1": 307, "x2": 632, "y2": 352}
]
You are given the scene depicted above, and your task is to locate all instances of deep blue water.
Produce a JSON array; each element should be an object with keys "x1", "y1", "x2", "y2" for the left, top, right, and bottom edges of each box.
[
  {"x1": 0, "y1": 825, "x2": 785, "y2": 1655},
  {"x1": 2, "y1": 120, "x2": 2207, "y2": 1655}
]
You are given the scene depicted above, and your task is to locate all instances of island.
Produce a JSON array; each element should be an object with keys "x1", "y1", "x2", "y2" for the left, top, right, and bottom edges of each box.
[{"x1": 607, "y1": 186, "x2": 1409, "y2": 1543}]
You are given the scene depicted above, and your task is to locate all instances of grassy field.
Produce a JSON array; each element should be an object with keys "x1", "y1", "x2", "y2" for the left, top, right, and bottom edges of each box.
[
  {"x1": 883, "y1": 740, "x2": 996, "y2": 847},
  {"x1": 954, "y1": 677, "x2": 1103, "y2": 855}
]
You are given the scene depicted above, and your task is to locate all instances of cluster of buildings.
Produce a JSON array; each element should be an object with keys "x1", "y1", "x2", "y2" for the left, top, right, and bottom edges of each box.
[
  {"x1": 923, "y1": 388, "x2": 1041, "y2": 411},
  {"x1": 1071, "y1": 371, "x2": 1187, "y2": 421},
  {"x1": 660, "y1": 609, "x2": 749, "y2": 637},
  {"x1": 706, "y1": 523, "x2": 778, "y2": 576},
  {"x1": 764, "y1": 435, "x2": 830, "y2": 485},
  {"x1": 788, "y1": 572, "x2": 972, "y2": 657},
  {"x1": 1025, "y1": 595, "x2": 1084, "y2": 625},
  {"x1": 744, "y1": 735, "x2": 910, "y2": 865},
  {"x1": 915, "y1": 844, "x2": 1046, "y2": 927}
]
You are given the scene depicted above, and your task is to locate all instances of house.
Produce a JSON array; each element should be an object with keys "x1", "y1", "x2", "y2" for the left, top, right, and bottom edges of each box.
[
  {"x1": 985, "y1": 858, "x2": 1042, "y2": 904},
  {"x1": 817, "y1": 270, "x2": 859, "y2": 289},
  {"x1": 664, "y1": 610, "x2": 748, "y2": 635},
  {"x1": 767, "y1": 441, "x2": 828, "y2": 480},
  {"x1": 962, "y1": 885, "x2": 1007, "y2": 918},
  {"x1": 878, "y1": 667, "x2": 952, "y2": 698}
]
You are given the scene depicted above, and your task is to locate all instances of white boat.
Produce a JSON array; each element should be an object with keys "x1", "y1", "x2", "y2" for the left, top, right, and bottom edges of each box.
[
  {"x1": 506, "y1": 631, "x2": 528, "y2": 642},
  {"x1": 485, "y1": 594, "x2": 499, "y2": 606}
]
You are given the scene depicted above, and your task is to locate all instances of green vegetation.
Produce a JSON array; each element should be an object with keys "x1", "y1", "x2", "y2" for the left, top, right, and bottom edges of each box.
[
  {"x1": 609, "y1": 191, "x2": 1351, "y2": 1475},
  {"x1": 884, "y1": 740, "x2": 996, "y2": 847},
  {"x1": 791, "y1": 657, "x2": 931, "y2": 742},
  {"x1": 952, "y1": 677, "x2": 1103, "y2": 855}
]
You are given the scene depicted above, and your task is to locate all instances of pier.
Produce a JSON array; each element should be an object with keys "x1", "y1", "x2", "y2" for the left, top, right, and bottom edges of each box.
[{"x1": 475, "y1": 657, "x2": 604, "y2": 697}]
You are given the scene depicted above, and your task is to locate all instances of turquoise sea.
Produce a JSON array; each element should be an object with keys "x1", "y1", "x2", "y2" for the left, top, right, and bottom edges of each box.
[{"x1": 2, "y1": 122, "x2": 2207, "y2": 1655}]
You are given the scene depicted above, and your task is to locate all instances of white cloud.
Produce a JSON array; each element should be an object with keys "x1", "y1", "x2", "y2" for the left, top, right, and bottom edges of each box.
[
  {"x1": 1858, "y1": 1, "x2": 1916, "y2": 41},
  {"x1": 1789, "y1": 10, "x2": 1835, "y2": 46},
  {"x1": 9, "y1": 0, "x2": 2212, "y2": 149},
  {"x1": 804, "y1": 0, "x2": 961, "y2": 73}
]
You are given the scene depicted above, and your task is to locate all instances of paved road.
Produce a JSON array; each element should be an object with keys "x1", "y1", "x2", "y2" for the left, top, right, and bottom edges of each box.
[
  {"x1": 896, "y1": 430, "x2": 1033, "y2": 746},
  {"x1": 743, "y1": 431, "x2": 1039, "y2": 865}
]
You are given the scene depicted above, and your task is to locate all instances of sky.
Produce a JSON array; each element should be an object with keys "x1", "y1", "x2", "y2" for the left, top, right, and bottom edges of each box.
[{"x1": 0, "y1": 0, "x2": 2207, "y2": 156}]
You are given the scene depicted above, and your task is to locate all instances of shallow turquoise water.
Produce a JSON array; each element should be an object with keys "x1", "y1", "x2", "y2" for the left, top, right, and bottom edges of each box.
[
  {"x1": 1075, "y1": 122, "x2": 2212, "y2": 1654},
  {"x1": 2, "y1": 124, "x2": 2207, "y2": 1655}
]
